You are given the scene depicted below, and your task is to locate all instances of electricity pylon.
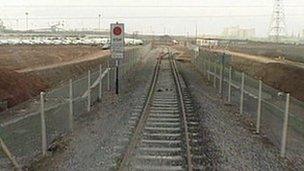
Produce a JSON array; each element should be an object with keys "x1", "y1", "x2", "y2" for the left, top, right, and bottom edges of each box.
[{"x1": 268, "y1": 0, "x2": 287, "y2": 42}]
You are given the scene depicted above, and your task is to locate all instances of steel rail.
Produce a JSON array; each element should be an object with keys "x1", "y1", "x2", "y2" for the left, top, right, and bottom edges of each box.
[
  {"x1": 117, "y1": 58, "x2": 161, "y2": 171},
  {"x1": 170, "y1": 57, "x2": 193, "y2": 171}
]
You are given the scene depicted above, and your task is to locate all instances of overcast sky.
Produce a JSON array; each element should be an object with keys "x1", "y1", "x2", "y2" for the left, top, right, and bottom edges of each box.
[{"x1": 0, "y1": 0, "x2": 304, "y2": 37}]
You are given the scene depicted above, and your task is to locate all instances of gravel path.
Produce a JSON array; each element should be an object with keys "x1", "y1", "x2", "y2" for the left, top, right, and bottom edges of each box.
[
  {"x1": 177, "y1": 61, "x2": 292, "y2": 170},
  {"x1": 30, "y1": 49, "x2": 160, "y2": 170}
]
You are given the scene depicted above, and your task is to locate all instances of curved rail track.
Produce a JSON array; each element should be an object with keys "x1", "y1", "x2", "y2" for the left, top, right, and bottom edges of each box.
[{"x1": 117, "y1": 49, "x2": 204, "y2": 170}]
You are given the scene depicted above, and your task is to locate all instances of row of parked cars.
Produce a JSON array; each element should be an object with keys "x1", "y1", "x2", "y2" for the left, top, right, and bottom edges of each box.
[{"x1": 0, "y1": 37, "x2": 144, "y2": 46}]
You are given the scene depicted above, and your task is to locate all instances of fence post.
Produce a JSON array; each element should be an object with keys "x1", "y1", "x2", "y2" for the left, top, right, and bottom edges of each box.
[
  {"x1": 200, "y1": 56, "x2": 203, "y2": 73},
  {"x1": 87, "y1": 70, "x2": 91, "y2": 112},
  {"x1": 99, "y1": 64, "x2": 103, "y2": 101},
  {"x1": 0, "y1": 137, "x2": 20, "y2": 169},
  {"x1": 256, "y1": 80, "x2": 262, "y2": 134},
  {"x1": 107, "y1": 61, "x2": 111, "y2": 91},
  {"x1": 228, "y1": 67, "x2": 232, "y2": 103},
  {"x1": 69, "y1": 79, "x2": 74, "y2": 132},
  {"x1": 207, "y1": 56, "x2": 210, "y2": 81},
  {"x1": 213, "y1": 63, "x2": 216, "y2": 88},
  {"x1": 280, "y1": 93, "x2": 290, "y2": 158},
  {"x1": 240, "y1": 73, "x2": 245, "y2": 115},
  {"x1": 204, "y1": 55, "x2": 207, "y2": 76},
  {"x1": 40, "y1": 92, "x2": 47, "y2": 156},
  {"x1": 219, "y1": 63, "x2": 223, "y2": 94}
]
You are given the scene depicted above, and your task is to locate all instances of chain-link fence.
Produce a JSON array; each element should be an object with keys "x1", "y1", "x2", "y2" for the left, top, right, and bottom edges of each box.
[
  {"x1": 190, "y1": 46, "x2": 304, "y2": 167},
  {"x1": 0, "y1": 44, "x2": 152, "y2": 169}
]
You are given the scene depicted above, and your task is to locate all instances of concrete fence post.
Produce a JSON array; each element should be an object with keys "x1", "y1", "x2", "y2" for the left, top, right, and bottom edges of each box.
[
  {"x1": 0, "y1": 137, "x2": 20, "y2": 169},
  {"x1": 87, "y1": 70, "x2": 91, "y2": 112},
  {"x1": 199, "y1": 55, "x2": 202, "y2": 73},
  {"x1": 207, "y1": 56, "x2": 210, "y2": 81},
  {"x1": 201, "y1": 56, "x2": 204, "y2": 74},
  {"x1": 204, "y1": 55, "x2": 207, "y2": 76},
  {"x1": 99, "y1": 65, "x2": 103, "y2": 101},
  {"x1": 219, "y1": 64, "x2": 223, "y2": 94},
  {"x1": 107, "y1": 61, "x2": 111, "y2": 91},
  {"x1": 280, "y1": 93, "x2": 290, "y2": 158},
  {"x1": 40, "y1": 92, "x2": 47, "y2": 156},
  {"x1": 69, "y1": 79, "x2": 74, "y2": 132},
  {"x1": 213, "y1": 63, "x2": 216, "y2": 88},
  {"x1": 256, "y1": 80, "x2": 262, "y2": 134},
  {"x1": 228, "y1": 67, "x2": 232, "y2": 103},
  {"x1": 240, "y1": 73, "x2": 245, "y2": 115}
]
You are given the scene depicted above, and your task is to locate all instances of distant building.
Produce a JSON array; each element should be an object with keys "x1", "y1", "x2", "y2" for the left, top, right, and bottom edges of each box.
[
  {"x1": 222, "y1": 26, "x2": 255, "y2": 39},
  {"x1": 196, "y1": 38, "x2": 219, "y2": 47}
]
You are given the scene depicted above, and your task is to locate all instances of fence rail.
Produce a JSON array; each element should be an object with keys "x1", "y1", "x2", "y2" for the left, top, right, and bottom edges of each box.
[
  {"x1": 189, "y1": 45, "x2": 304, "y2": 167},
  {"x1": 0, "y1": 44, "x2": 152, "y2": 169}
]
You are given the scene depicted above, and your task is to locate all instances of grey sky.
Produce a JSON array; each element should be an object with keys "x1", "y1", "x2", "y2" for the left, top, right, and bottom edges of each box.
[{"x1": 0, "y1": 0, "x2": 303, "y2": 36}]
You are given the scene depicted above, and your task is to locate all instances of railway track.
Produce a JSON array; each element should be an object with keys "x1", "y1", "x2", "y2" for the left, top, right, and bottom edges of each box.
[{"x1": 117, "y1": 49, "x2": 204, "y2": 170}]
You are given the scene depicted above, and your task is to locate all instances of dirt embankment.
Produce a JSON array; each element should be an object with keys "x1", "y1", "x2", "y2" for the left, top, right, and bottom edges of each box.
[
  {"x1": 231, "y1": 55, "x2": 304, "y2": 101},
  {"x1": 0, "y1": 45, "x2": 108, "y2": 109},
  {"x1": 224, "y1": 42, "x2": 304, "y2": 63},
  {"x1": 0, "y1": 68, "x2": 49, "y2": 109},
  {"x1": 174, "y1": 45, "x2": 304, "y2": 102}
]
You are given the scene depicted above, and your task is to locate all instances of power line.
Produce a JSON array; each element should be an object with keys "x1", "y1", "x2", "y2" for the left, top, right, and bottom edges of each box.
[
  {"x1": 1, "y1": 5, "x2": 304, "y2": 8},
  {"x1": 1, "y1": 14, "x2": 304, "y2": 21}
]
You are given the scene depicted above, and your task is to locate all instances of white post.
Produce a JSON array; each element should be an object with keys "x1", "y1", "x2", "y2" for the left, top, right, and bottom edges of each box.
[
  {"x1": 201, "y1": 57, "x2": 204, "y2": 73},
  {"x1": 204, "y1": 55, "x2": 207, "y2": 76},
  {"x1": 40, "y1": 92, "x2": 47, "y2": 156},
  {"x1": 99, "y1": 65, "x2": 102, "y2": 101},
  {"x1": 280, "y1": 93, "x2": 290, "y2": 158},
  {"x1": 219, "y1": 64, "x2": 223, "y2": 94},
  {"x1": 240, "y1": 73, "x2": 245, "y2": 115},
  {"x1": 256, "y1": 80, "x2": 262, "y2": 134},
  {"x1": 207, "y1": 56, "x2": 210, "y2": 80},
  {"x1": 87, "y1": 70, "x2": 91, "y2": 112},
  {"x1": 0, "y1": 138, "x2": 20, "y2": 169},
  {"x1": 213, "y1": 63, "x2": 216, "y2": 88},
  {"x1": 69, "y1": 79, "x2": 74, "y2": 132},
  {"x1": 107, "y1": 61, "x2": 110, "y2": 91},
  {"x1": 228, "y1": 67, "x2": 232, "y2": 103}
]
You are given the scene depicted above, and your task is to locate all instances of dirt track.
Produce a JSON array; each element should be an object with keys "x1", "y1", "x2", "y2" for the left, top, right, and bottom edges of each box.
[{"x1": 0, "y1": 45, "x2": 107, "y2": 70}]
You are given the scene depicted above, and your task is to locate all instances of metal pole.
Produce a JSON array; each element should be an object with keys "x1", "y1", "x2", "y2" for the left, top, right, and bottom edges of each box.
[
  {"x1": 280, "y1": 93, "x2": 290, "y2": 158},
  {"x1": 25, "y1": 12, "x2": 29, "y2": 31},
  {"x1": 98, "y1": 14, "x2": 101, "y2": 31},
  {"x1": 99, "y1": 65, "x2": 103, "y2": 101},
  {"x1": 40, "y1": 92, "x2": 47, "y2": 156},
  {"x1": 228, "y1": 67, "x2": 232, "y2": 103},
  {"x1": 240, "y1": 73, "x2": 245, "y2": 115},
  {"x1": 87, "y1": 70, "x2": 91, "y2": 112},
  {"x1": 115, "y1": 60, "x2": 119, "y2": 94},
  {"x1": 69, "y1": 79, "x2": 74, "y2": 132},
  {"x1": 107, "y1": 60, "x2": 111, "y2": 91},
  {"x1": 256, "y1": 80, "x2": 262, "y2": 134}
]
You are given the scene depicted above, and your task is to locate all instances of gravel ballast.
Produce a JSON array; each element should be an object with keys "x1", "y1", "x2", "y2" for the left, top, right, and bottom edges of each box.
[
  {"x1": 177, "y1": 61, "x2": 293, "y2": 170},
  {"x1": 30, "y1": 48, "x2": 160, "y2": 170}
]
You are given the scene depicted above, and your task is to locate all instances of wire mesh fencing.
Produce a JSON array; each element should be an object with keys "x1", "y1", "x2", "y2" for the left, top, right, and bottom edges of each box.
[
  {"x1": 0, "y1": 44, "x2": 152, "y2": 169},
  {"x1": 190, "y1": 46, "x2": 304, "y2": 165}
]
